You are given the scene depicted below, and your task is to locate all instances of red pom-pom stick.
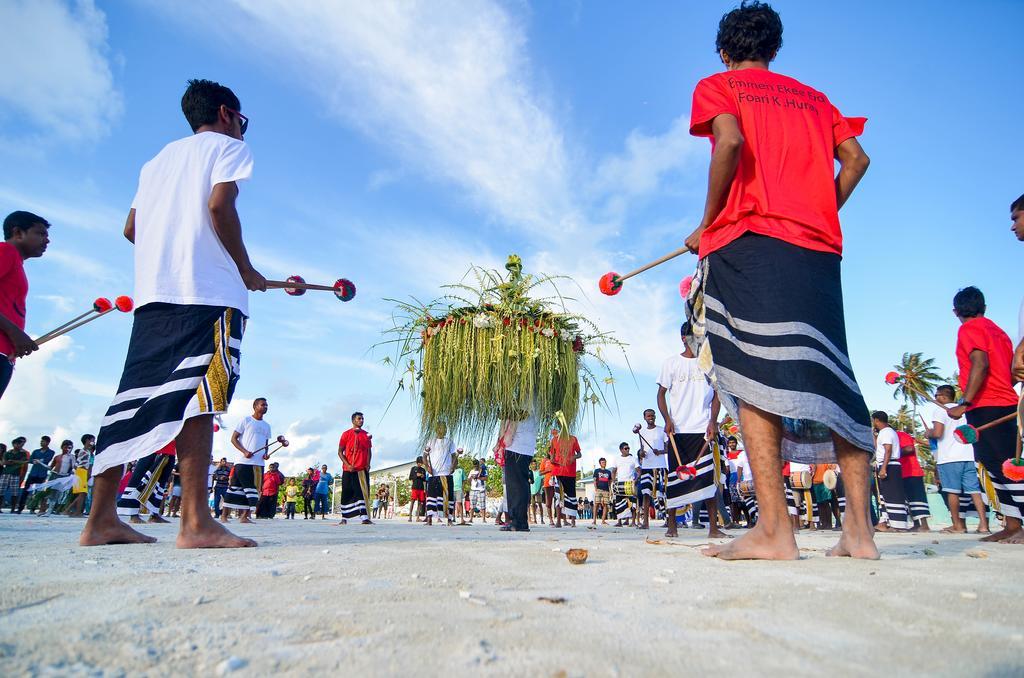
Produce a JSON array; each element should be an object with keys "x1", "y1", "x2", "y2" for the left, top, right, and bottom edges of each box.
[
  {"x1": 115, "y1": 296, "x2": 134, "y2": 312},
  {"x1": 1002, "y1": 458, "x2": 1024, "y2": 482},
  {"x1": 675, "y1": 464, "x2": 697, "y2": 481},
  {"x1": 276, "y1": 435, "x2": 286, "y2": 444},
  {"x1": 953, "y1": 425, "x2": 978, "y2": 445},
  {"x1": 285, "y1": 275, "x2": 307, "y2": 296},
  {"x1": 599, "y1": 272, "x2": 622, "y2": 296},
  {"x1": 281, "y1": 440, "x2": 290, "y2": 447},
  {"x1": 884, "y1": 371, "x2": 900, "y2": 385},
  {"x1": 679, "y1": 275, "x2": 693, "y2": 300},
  {"x1": 333, "y1": 278, "x2": 356, "y2": 302},
  {"x1": 93, "y1": 297, "x2": 113, "y2": 313},
  {"x1": 213, "y1": 424, "x2": 220, "y2": 433}
]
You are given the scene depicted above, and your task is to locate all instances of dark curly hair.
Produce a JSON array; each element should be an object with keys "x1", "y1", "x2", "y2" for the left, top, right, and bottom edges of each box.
[
  {"x1": 181, "y1": 79, "x2": 241, "y2": 133},
  {"x1": 716, "y1": 1, "x2": 783, "y2": 63},
  {"x1": 953, "y1": 286, "x2": 986, "y2": 319}
]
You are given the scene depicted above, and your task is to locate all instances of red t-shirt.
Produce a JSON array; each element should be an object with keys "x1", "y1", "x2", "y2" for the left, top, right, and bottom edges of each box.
[
  {"x1": 339, "y1": 428, "x2": 371, "y2": 471},
  {"x1": 955, "y1": 317, "x2": 1018, "y2": 409},
  {"x1": 689, "y1": 69, "x2": 865, "y2": 258},
  {"x1": 548, "y1": 436, "x2": 580, "y2": 477},
  {"x1": 262, "y1": 469, "x2": 284, "y2": 496},
  {"x1": 896, "y1": 432, "x2": 924, "y2": 478},
  {"x1": 0, "y1": 242, "x2": 28, "y2": 358}
]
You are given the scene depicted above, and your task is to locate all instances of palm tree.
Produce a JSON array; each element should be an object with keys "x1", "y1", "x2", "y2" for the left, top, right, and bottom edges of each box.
[{"x1": 892, "y1": 352, "x2": 943, "y2": 425}]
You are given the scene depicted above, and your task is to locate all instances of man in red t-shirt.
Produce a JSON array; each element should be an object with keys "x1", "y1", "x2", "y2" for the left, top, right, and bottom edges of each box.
[
  {"x1": 0, "y1": 211, "x2": 49, "y2": 399},
  {"x1": 946, "y1": 286, "x2": 1022, "y2": 544},
  {"x1": 688, "y1": 3, "x2": 876, "y2": 562},
  {"x1": 337, "y1": 411, "x2": 373, "y2": 525},
  {"x1": 548, "y1": 430, "x2": 581, "y2": 528},
  {"x1": 896, "y1": 429, "x2": 930, "y2": 532}
]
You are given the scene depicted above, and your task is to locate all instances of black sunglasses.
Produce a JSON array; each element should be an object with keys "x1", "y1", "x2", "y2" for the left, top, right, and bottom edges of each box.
[{"x1": 227, "y1": 108, "x2": 249, "y2": 135}]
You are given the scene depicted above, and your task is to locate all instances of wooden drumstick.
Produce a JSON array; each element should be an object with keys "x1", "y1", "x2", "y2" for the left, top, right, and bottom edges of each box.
[{"x1": 618, "y1": 246, "x2": 692, "y2": 283}]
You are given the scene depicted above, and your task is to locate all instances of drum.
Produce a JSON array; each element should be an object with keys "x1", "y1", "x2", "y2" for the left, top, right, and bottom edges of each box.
[
  {"x1": 822, "y1": 468, "x2": 838, "y2": 491},
  {"x1": 790, "y1": 471, "x2": 812, "y2": 490},
  {"x1": 738, "y1": 479, "x2": 755, "y2": 497}
]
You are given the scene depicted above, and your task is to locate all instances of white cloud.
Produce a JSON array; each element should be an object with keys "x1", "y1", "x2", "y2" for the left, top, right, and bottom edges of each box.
[{"x1": 0, "y1": 0, "x2": 122, "y2": 142}]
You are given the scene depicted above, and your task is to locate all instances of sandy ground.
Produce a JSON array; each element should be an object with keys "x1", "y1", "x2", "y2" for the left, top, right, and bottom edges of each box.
[{"x1": 1, "y1": 513, "x2": 1022, "y2": 677}]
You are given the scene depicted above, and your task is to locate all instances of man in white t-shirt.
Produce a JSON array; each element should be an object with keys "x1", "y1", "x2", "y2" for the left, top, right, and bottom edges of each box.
[
  {"x1": 924, "y1": 385, "x2": 990, "y2": 534},
  {"x1": 424, "y1": 423, "x2": 457, "y2": 525},
  {"x1": 84, "y1": 79, "x2": 264, "y2": 549},
  {"x1": 657, "y1": 322, "x2": 723, "y2": 539},
  {"x1": 871, "y1": 411, "x2": 911, "y2": 531},
  {"x1": 221, "y1": 398, "x2": 271, "y2": 524},
  {"x1": 611, "y1": 442, "x2": 638, "y2": 527},
  {"x1": 636, "y1": 408, "x2": 668, "y2": 530}
]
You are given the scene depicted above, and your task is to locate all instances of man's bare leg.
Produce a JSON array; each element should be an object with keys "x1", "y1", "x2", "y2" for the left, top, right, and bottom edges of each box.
[
  {"x1": 175, "y1": 416, "x2": 256, "y2": 549},
  {"x1": 706, "y1": 493, "x2": 728, "y2": 539},
  {"x1": 665, "y1": 508, "x2": 678, "y2": 537},
  {"x1": 704, "y1": 404, "x2": 797, "y2": 560},
  {"x1": 826, "y1": 434, "x2": 879, "y2": 559},
  {"x1": 970, "y1": 493, "x2": 990, "y2": 533},
  {"x1": 80, "y1": 467, "x2": 157, "y2": 546}
]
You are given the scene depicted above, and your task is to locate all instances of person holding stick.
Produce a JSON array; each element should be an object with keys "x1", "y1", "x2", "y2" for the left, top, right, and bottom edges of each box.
[
  {"x1": 0, "y1": 211, "x2": 49, "y2": 399},
  {"x1": 222, "y1": 398, "x2": 271, "y2": 524},
  {"x1": 682, "y1": 2, "x2": 876, "y2": 559},
  {"x1": 337, "y1": 412, "x2": 373, "y2": 525},
  {"x1": 945, "y1": 287, "x2": 1022, "y2": 543},
  {"x1": 82, "y1": 78, "x2": 264, "y2": 548},
  {"x1": 424, "y1": 423, "x2": 456, "y2": 526}
]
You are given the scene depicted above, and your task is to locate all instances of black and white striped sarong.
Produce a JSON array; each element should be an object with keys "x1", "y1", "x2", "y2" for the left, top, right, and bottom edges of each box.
[
  {"x1": 116, "y1": 449, "x2": 174, "y2": 516},
  {"x1": 877, "y1": 464, "x2": 912, "y2": 529},
  {"x1": 223, "y1": 463, "x2": 262, "y2": 510},
  {"x1": 665, "y1": 433, "x2": 716, "y2": 510},
  {"x1": 903, "y1": 475, "x2": 930, "y2": 522},
  {"x1": 340, "y1": 469, "x2": 371, "y2": 520},
  {"x1": 556, "y1": 475, "x2": 577, "y2": 518},
  {"x1": 968, "y1": 406, "x2": 1023, "y2": 521},
  {"x1": 613, "y1": 481, "x2": 632, "y2": 520},
  {"x1": 426, "y1": 475, "x2": 454, "y2": 519},
  {"x1": 684, "y1": 234, "x2": 873, "y2": 463},
  {"x1": 94, "y1": 304, "x2": 244, "y2": 475}
]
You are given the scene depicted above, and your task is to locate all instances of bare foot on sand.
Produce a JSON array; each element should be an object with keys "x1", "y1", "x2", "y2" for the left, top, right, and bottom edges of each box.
[
  {"x1": 998, "y1": 528, "x2": 1024, "y2": 544},
  {"x1": 80, "y1": 519, "x2": 157, "y2": 546},
  {"x1": 703, "y1": 524, "x2": 798, "y2": 560},
  {"x1": 176, "y1": 518, "x2": 256, "y2": 549},
  {"x1": 148, "y1": 514, "x2": 170, "y2": 524},
  {"x1": 665, "y1": 527, "x2": 678, "y2": 538},
  {"x1": 129, "y1": 515, "x2": 143, "y2": 524},
  {"x1": 708, "y1": 527, "x2": 731, "y2": 539},
  {"x1": 941, "y1": 526, "x2": 967, "y2": 534},
  {"x1": 980, "y1": 527, "x2": 1016, "y2": 542},
  {"x1": 826, "y1": 532, "x2": 880, "y2": 560},
  {"x1": 238, "y1": 518, "x2": 254, "y2": 524}
]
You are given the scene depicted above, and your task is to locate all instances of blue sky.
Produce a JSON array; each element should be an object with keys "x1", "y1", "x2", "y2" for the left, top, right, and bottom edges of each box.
[{"x1": 1, "y1": 0, "x2": 1021, "y2": 475}]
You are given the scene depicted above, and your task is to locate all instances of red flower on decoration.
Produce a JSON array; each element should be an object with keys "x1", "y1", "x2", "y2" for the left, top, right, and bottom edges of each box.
[
  {"x1": 572, "y1": 336, "x2": 584, "y2": 353},
  {"x1": 503, "y1": 317, "x2": 511, "y2": 326}
]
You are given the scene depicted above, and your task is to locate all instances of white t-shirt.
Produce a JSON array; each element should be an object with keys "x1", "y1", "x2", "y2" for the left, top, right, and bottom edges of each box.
[
  {"x1": 637, "y1": 425, "x2": 668, "y2": 470},
  {"x1": 469, "y1": 468, "x2": 484, "y2": 491},
  {"x1": 234, "y1": 415, "x2": 271, "y2": 466},
  {"x1": 930, "y1": 405, "x2": 975, "y2": 465},
  {"x1": 874, "y1": 427, "x2": 901, "y2": 465},
  {"x1": 131, "y1": 132, "x2": 254, "y2": 314},
  {"x1": 614, "y1": 454, "x2": 637, "y2": 483},
  {"x1": 657, "y1": 354, "x2": 714, "y2": 433},
  {"x1": 732, "y1": 450, "x2": 750, "y2": 481},
  {"x1": 426, "y1": 437, "x2": 455, "y2": 475},
  {"x1": 506, "y1": 415, "x2": 538, "y2": 457}
]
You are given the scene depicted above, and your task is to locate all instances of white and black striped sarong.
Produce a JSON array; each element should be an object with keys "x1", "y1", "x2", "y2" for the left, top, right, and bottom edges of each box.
[
  {"x1": 665, "y1": 433, "x2": 716, "y2": 510},
  {"x1": 116, "y1": 449, "x2": 174, "y2": 516},
  {"x1": 94, "y1": 304, "x2": 244, "y2": 475},
  {"x1": 968, "y1": 406, "x2": 1023, "y2": 521},
  {"x1": 426, "y1": 475, "x2": 453, "y2": 519},
  {"x1": 613, "y1": 481, "x2": 633, "y2": 520},
  {"x1": 877, "y1": 464, "x2": 912, "y2": 529},
  {"x1": 223, "y1": 464, "x2": 262, "y2": 510},
  {"x1": 340, "y1": 469, "x2": 371, "y2": 520},
  {"x1": 902, "y1": 475, "x2": 930, "y2": 522},
  {"x1": 557, "y1": 475, "x2": 577, "y2": 518},
  {"x1": 684, "y1": 234, "x2": 873, "y2": 463}
]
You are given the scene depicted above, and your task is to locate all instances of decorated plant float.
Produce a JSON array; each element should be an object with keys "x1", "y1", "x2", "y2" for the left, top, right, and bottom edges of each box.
[{"x1": 382, "y1": 255, "x2": 624, "y2": 446}]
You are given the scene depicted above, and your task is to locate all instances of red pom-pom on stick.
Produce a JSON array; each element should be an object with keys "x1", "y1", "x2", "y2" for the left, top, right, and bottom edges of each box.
[
  {"x1": 953, "y1": 425, "x2": 978, "y2": 445},
  {"x1": 1002, "y1": 458, "x2": 1024, "y2": 482},
  {"x1": 679, "y1": 275, "x2": 693, "y2": 300},
  {"x1": 115, "y1": 296, "x2": 134, "y2": 312},
  {"x1": 599, "y1": 272, "x2": 622, "y2": 296},
  {"x1": 213, "y1": 424, "x2": 220, "y2": 433},
  {"x1": 675, "y1": 465, "x2": 697, "y2": 481},
  {"x1": 884, "y1": 371, "x2": 900, "y2": 385},
  {"x1": 285, "y1": 275, "x2": 307, "y2": 296},
  {"x1": 333, "y1": 278, "x2": 356, "y2": 302},
  {"x1": 276, "y1": 435, "x2": 286, "y2": 444},
  {"x1": 93, "y1": 297, "x2": 113, "y2": 313}
]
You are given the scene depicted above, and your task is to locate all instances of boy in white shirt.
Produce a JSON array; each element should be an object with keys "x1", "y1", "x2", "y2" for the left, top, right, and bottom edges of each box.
[
  {"x1": 636, "y1": 409, "x2": 668, "y2": 530},
  {"x1": 424, "y1": 423, "x2": 457, "y2": 526},
  {"x1": 871, "y1": 411, "x2": 911, "y2": 531},
  {"x1": 83, "y1": 79, "x2": 263, "y2": 549},
  {"x1": 221, "y1": 398, "x2": 271, "y2": 524}
]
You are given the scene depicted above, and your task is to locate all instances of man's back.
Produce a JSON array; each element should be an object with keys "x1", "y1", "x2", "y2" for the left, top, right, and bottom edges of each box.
[
  {"x1": 690, "y1": 68, "x2": 863, "y2": 258},
  {"x1": 132, "y1": 132, "x2": 253, "y2": 312}
]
